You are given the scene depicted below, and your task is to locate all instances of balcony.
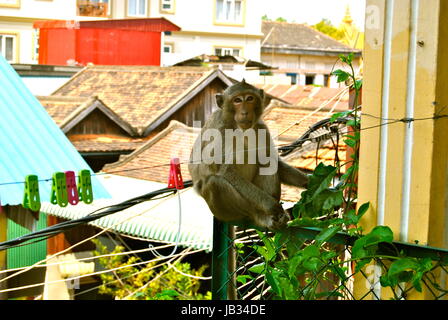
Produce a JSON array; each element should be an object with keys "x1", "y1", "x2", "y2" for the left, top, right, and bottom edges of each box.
[{"x1": 77, "y1": 1, "x2": 108, "y2": 18}]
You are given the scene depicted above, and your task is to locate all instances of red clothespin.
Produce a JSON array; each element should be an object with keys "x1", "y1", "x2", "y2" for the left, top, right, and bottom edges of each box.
[
  {"x1": 168, "y1": 158, "x2": 184, "y2": 190},
  {"x1": 65, "y1": 171, "x2": 79, "y2": 205}
]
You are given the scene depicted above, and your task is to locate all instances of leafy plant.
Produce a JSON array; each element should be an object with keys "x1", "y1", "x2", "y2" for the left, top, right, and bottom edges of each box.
[
  {"x1": 92, "y1": 239, "x2": 211, "y2": 300},
  {"x1": 241, "y1": 54, "x2": 443, "y2": 300}
]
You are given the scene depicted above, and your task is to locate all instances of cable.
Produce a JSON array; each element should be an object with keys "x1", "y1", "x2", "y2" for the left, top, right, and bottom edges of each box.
[
  {"x1": 0, "y1": 181, "x2": 192, "y2": 252},
  {"x1": 0, "y1": 188, "x2": 182, "y2": 285},
  {"x1": 0, "y1": 247, "x2": 205, "y2": 295},
  {"x1": 2, "y1": 108, "x2": 446, "y2": 187},
  {"x1": 0, "y1": 243, "x2": 176, "y2": 275},
  {"x1": 148, "y1": 188, "x2": 183, "y2": 259}
]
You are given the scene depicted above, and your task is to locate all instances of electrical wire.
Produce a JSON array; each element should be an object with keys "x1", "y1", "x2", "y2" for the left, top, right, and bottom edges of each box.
[
  {"x1": 0, "y1": 189, "x2": 181, "y2": 285},
  {"x1": 0, "y1": 247, "x2": 206, "y2": 295},
  {"x1": 148, "y1": 188, "x2": 183, "y2": 259},
  {"x1": 0, "y1": 243, "x2": 177, "y2": 275},
  {"x1": 0, "y1": 181, "x2": 192, "y2": 252}
]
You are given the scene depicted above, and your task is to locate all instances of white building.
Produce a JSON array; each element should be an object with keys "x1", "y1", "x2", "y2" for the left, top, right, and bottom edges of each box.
[
  {"x1": 260, "y1": 21, "x2": 362, "y2": 88},
  {"x1": 0, "y1": 0, "x2": 263, "y2": 66}
]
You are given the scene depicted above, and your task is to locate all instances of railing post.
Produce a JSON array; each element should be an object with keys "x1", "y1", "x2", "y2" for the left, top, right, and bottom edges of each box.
[{"x1": 211, "y1": 218, "x2": 229, "y2": 300}]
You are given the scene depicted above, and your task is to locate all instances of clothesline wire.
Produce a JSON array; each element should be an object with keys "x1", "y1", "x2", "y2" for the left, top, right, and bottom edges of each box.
[{"x1": 2, "y1": 109, "x2": 446, "y2": 188}]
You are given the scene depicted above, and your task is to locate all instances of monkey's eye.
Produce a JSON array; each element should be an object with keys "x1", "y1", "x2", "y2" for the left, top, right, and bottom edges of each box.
[
  {"x1": 233, "y1": 97, "x2": 243, "y2": 104},
  {"x1": 246, "y1": 95, "x2": 254, "y2": 102}
]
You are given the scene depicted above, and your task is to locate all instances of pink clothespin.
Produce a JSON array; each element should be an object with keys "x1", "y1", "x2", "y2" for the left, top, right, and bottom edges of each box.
[
  {"x1": 65, "y1": 171, "x2": 79, "y2": 205},
  {"x1": 167, "y1": 158, "x2": 184, "y2": 190}
]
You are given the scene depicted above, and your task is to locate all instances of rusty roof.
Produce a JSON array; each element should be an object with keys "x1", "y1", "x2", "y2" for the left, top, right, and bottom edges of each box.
[
  {"x1": 102, "y1": 121, "x2": 198, "y2": 183},
  {"x1": 52, "y1": 65, "x2": 232, "y2": 135},
  {"x1": 257, "y1": 84, "x2": 350, "y2": 108}
]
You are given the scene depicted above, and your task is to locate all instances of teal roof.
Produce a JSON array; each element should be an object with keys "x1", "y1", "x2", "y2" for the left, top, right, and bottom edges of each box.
[{"x1": 0, "y1": 56, "x2": 110, "y2": 205}]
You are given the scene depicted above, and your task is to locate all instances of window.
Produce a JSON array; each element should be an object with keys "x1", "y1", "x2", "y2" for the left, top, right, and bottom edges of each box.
[
  {"x1": 305, "y1": 74, "x2": 316, "y2": 85},
  {"x1": 286, "y1": 73, "x2": 298, "y2": 85},
  {"x1": 215, "y1": 0, "x2": 243, "y2": 24},
  {"x1": 32, "y1": 29, "x2": 39, "y2": 62},
  {"x1": 215, "y1": 47, "x2": 240, "y2": 57},
  {"x1": 324, "y1": 74, "x2": 330, "y2": 87},
  {"x1": 128, "y1": 0, "x2": 147, "y2": 16},
  {"x1": 77, "y1": 0, "x2": 110, "y2": 17},
  {"x1": 0, "y1": 34, "x2": 16, "y2": 62},
  {"x1": 163, "y1": 43, "x2": 173, "y2": 53},
  {"x1": 160, "y1": 0, "x2": 174, "y2": 13}
]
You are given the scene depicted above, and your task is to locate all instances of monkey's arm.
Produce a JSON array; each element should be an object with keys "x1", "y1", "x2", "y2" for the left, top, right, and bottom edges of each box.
[
  {"x1": 278, "y1": 160, "x2": 309, "y2": 188},
  {"x1": 218, "y1": 165, "x2": 283, "y2": 214}
]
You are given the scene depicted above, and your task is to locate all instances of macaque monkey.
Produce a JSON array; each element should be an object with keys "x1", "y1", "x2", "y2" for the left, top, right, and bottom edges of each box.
[{"x1": 189, "y1": 80, "x2": 308, "y2": 231}]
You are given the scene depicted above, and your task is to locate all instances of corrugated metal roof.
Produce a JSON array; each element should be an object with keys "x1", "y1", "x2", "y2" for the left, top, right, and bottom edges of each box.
[
  {"x1": 0, "y1": 55, "x2": 110, "y2": 205},
  {"x1": 41, "y1": 176, "x2": 214, "y2": 252}
]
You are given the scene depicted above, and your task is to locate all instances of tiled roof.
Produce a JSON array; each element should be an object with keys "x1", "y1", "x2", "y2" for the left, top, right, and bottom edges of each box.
[
  {"x1": 37, "y1": 95, "x2": 87, "y2": 127},
  {"x1": 52, "y1": 65, "x2": 223, "y2": 135},
  {"x1": 102, "y1": 121, "x2": 198, "y2": 183},
  {"x1": 261, "y1": 21, "x2": 360, "y2": 55},
  {"x1": 102, "y1": 118, "x2": 348, "y2": 204},
  {"x1": 257, "y1": 84, "x2": 350, "y2": 109},
  {"x1": 285, "y1": 141, "x2": 347, "y2": 173},
  {"x1": 263, "y1": 104, "x2": 345, "y2": 143},
  {"x1": 69, "y1": 134, "x2": 148, "y2": 153}
]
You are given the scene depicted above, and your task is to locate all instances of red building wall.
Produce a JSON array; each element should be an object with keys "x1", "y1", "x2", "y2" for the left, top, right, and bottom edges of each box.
[
  {"x1": 38, "y1": 28, "x2": 161, "y2": 66},
  {"x1": 34, "y1": 18, "x2": 179, "y2": 66}
]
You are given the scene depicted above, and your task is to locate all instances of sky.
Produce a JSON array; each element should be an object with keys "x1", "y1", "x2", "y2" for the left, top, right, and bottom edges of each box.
[{"x1": 260, "y1": 0, "x2": 366, "y2": 30}]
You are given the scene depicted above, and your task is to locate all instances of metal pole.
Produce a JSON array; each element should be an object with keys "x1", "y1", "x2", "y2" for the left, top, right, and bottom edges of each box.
[{"x1": 211, "y1": 218, "x2": 229, "y2": 300}]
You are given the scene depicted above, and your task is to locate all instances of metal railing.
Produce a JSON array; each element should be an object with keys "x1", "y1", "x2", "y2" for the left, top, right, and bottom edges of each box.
[{"x1": 211, "y1": 220, "x2": 448, "y2": 300}]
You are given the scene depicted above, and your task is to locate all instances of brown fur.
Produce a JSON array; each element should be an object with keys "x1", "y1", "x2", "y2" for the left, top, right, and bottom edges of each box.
[{"x1": 189, "y1": 81, "x2": 308, "y2": 230}]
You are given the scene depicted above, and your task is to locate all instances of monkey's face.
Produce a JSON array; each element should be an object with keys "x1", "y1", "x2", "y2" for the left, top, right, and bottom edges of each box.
[{"x1": 231, "y1": 93, "x2": 259, "y2": 130}]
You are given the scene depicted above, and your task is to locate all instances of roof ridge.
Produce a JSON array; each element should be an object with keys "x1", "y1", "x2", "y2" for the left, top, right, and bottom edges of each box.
[
  {"x1": 37, "y1": 95, "x2": 89, "y2": 103},
  {"x1": 262, "y1": 20, "x2": 360, "y2": 52},
  {"x1": 102, "y1": 120, "x2": 199, "y2": 171}
]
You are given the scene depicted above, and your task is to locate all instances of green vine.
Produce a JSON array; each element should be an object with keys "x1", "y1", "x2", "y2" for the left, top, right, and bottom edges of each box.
[{"x1": 241, "y1": 54, "x2": 447, "y2": 300}]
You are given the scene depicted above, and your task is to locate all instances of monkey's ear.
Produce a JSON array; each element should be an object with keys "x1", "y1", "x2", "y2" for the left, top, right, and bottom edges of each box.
[{"x1": 216, "y1": 93, "x2": 224, "y2": 108}]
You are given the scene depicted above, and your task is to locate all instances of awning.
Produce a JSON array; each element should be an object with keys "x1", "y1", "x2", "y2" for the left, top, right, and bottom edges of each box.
[{"x1": 41, "y1": 175, "x2": 213, "y2": 252}]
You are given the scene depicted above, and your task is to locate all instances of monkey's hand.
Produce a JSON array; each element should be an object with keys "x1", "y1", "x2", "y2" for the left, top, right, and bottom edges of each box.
[{"x1": 266, "y1": 201, "x2": 289, "y2": 231}]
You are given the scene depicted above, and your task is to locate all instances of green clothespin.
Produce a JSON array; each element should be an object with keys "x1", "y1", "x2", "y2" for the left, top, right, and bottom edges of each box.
[
  {"x1": 50, "y1": 172, "x2": 68, "y2": 207},
  {"x1": 23, "y1": 174, "x2": 41, "y2": 212},
  {"x1": 78, "y1": 169, "x2": 93, "y2": 204}
]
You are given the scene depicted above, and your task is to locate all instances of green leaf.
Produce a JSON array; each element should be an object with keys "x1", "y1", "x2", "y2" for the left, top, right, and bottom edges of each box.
[
  {"x1": 236, "y1": 275, "x2": 253, "y2": 285},
  {"x1": 345, "y1": 202, "x2": 369, "y2": 225},
  {"x1": 303, "y1": 257, "x2": 322, "y2": 272},
  {"x1": 248, "y1": 262, "x2": 266, "y2": 274},
  {"x1": 256, "y1": 231, "x2": 277, "y2": 261},
  {"x1": 339, "y1": 53, "x2": 354, "y2": 65},
  {"x1": 315, "y1": 225, "x2": 341, "y2": 245},
  {"x1": 288, "y1": 254, "x2": 304, "y2": 278},
  {"x1": 388, "y1": 258, "x2": 419, "y2": 277},
  {"x1": 344, "y1": 138, "x2": 357, "y2": 148},
  {"x1": 354, "y1": 79, "x2": 363, "y2": 90},
  {"x1": 352, "y1": 226, "x2": 394, "y2": 272},
  {"x1": 302, "y1": 244, "x2": 320, "y2": 258},
  {"x1": 288, "y1": 217, "x2": 326, "y2": 228},
  {"x1": 357, "y1": 202, "x2": 370, "y2": 218},
  {"x1": 332, "y1": 69, "x2": 350, "y2": 83},
  {"x1": 265, "y1": 268, "x2": 281, "y2": 296}
]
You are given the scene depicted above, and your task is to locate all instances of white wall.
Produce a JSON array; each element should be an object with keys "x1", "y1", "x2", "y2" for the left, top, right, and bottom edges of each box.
[
  {"x1": 1, "y1": 0, "x2": 264, "y2": 65},
  {"x1": 0, "y1": 0, "x2": 77, "y2": 20}
]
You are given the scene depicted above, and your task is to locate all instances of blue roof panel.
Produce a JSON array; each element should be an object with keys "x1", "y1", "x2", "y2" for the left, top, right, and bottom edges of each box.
[{"x1": 0, "y1": 56, "x2": 110, "y2": 206}]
